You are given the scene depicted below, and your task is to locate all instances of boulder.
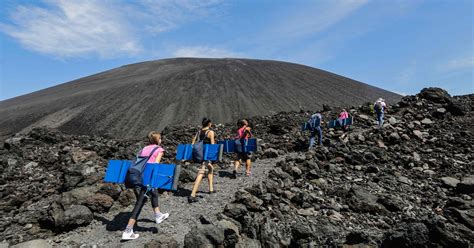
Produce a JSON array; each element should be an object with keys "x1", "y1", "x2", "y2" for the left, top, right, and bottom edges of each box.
[
  {"x1": 381, "y1": 222, "x2": 429, "y2": 248},
  {"x1": 263, "y1": 148, "x2": 279, "y2": 158},
  {"x1": 418, "y1": 87, "x2": 451, "y2": 103},
  {"x1": 85, "y1": 193, "x2": 114, "y2": 213},
  {"x1": 440, "y1": 177, "x2": 460, "y2": 188},
  {"x1": 346, "y1": 188, "x2": 387, "y2": 214},
  {"x1": 183, "y1": 224, "x2": 224, "y2": 248},
  {"x1": 234, "y1": 190, "x2": 263, "y2": 211},
  {"x1": 144, "y1": 235, "x2": 179, "y2": 248},
  {"x1": 50, "y1": 204, "x2": 93, "y2": 231}
]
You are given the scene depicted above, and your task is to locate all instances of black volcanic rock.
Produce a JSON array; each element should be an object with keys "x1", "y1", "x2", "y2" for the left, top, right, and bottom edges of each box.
[{"x1": 0, "y1": 58, "x2": 400, "y2": 139}]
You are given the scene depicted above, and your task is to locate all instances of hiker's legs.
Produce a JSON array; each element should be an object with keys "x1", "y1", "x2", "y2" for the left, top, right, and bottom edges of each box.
[
  {"x1": 377, "y1": 112, "x2": 384, "y2": 127},
  {"x1": 245, "y1": 158, "x2": 252, "y2": 175},
  {"x1": 149, "y1": 189, "x2": 160, "y2": 213},
  {"x1": 309, "y1": 131, "x2": 316, "y2": 148},
  {"x1": 234, "y1": 159, "x2": 241, "y2": 172},
  {"x1": 191, "y1": 164, "x2": 206, "y2": 197},
  {"x1": 127, "y1": 188, "x2": 147, "y2": 228},
  {"x1": 207, "y1": 162, "x2": 214, "y2": 192},
  {"x1": 316, "y1": 126, "x2": 323, "y2": 145}
]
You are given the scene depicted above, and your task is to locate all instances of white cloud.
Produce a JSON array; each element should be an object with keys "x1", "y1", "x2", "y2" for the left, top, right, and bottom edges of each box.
[
  {"x1": 0, "y1": 0, "x2": 224, "y2": 59},
  {"x1": 1, "y1": 0, "x2": 142, "y2": 58},
  {"x1": 271, "y1": 0, "x2": 369, "y2": 39},
  {"x1": 445, "y1": 56, "x2": 474, "y2": 70},
  {"x1": 173, "y1": 46, "x2": 240, "y2": 58}
]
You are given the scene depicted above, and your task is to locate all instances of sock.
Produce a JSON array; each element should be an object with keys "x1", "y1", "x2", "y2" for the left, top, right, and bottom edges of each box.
[{"x1": 125, "y1": 225, "x2": 133, "y2": 233}]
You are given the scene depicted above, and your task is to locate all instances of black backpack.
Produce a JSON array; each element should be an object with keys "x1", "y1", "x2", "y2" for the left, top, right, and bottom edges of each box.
[
  {"x1": 193, "y1": 130, "x2": 209, "y2": 162},
  {"x1": 125, "y1": 146, "x2": 160, "y2": 188}
]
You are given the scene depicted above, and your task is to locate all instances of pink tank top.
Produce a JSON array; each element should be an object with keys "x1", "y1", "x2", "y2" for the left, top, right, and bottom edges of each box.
[
  {"x1": 140, "y1": 144, "x2": 165, "y2": 163},
  {"x1": 236, "y1": 127, "x2": 250, "y2": 139}
]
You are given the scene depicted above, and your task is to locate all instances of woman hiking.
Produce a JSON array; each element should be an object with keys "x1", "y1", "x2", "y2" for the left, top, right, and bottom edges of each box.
[
  {"x1": 122, "y1": 131, "x2": 169, "y2": 240},
  {"x1": 232, "y1": 119, "x2": 253, "y2": 178},
  {"x1": 188, "y1": 118, "x2": 216, "y2": 203}
]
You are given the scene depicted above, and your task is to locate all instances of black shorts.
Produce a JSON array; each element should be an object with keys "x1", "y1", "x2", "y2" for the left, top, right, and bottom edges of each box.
[{"x1": 236, "y1": 152, "x2": 251, "y2": 161}]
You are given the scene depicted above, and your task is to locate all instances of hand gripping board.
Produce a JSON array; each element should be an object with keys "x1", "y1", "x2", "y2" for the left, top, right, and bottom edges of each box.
[
  {"x1": 176, "y1": 144, "x2": 193, "y2": 161},
  {"x1": 104, "y1": 160, "x2": 132, "y2": 184}
]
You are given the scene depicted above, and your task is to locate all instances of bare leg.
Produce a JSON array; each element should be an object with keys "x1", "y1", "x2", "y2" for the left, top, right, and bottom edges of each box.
[
  {"x1": 207, "y1": 162, "x2": 214, "y2": 192},
  {"x1": 234, "y1": 160, "x2": 241, "y2": 172},
  {"x1": 245, "y1": 159, "x2": 252, "y2": 176},
  {"x1": 191, "y1": 165, "x2": 206, "y2": 197}
]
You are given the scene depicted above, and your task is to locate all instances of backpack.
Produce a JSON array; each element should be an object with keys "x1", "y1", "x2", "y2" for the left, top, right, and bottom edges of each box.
[
  {"x1": 193, "y1": 130, "x2": 209, "y2": 162},
  {"x1": 125, "y1": 146, "x2": 160, "y2": 188},
  {"x1": 374, "y1": 101, "x2": 384, "y2": 114},
  {"x1": 308, "y1": 114, "x2": 321, "y2": 130}
]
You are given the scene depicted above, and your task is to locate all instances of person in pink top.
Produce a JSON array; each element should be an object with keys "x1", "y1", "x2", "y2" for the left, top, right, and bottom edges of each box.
[
  {"x1": 232, "y1": 119, "x2": 253, "y2": 178},
  {"x1": 122, "y1": 131, "x2": 169, "y2": 240},
  {"x1": 338, "y1": 109, "x2": 350, "y2": 131}
]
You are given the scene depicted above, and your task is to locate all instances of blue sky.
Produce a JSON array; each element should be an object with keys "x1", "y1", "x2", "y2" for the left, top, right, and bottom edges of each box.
[{"x1": 0, "y1": 0, "x2": 472, "y2": 100}]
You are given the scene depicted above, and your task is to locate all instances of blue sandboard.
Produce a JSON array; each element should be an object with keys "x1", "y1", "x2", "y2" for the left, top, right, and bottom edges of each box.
[
  {"x1": 243, "y1": 138, "x2": 258, "y2": 153},
  {"x1": 204, "y1": 144, "x2": 224, "y2": 162},
  {"x1": 176, "y1": 144, "x2": 193, "y2": 160},
  {"x1": 218, "y1": 140, "x2": 235, "y2": 153},
  {"x1": 104, "y1": 160, "x2": 132, "y2": 184},
  {"x1": 328, "y1": 117, "x2": 353, "y2": 128},
  {"x1": 150, "y1": 164, "x2": 181, "y2": 191}
]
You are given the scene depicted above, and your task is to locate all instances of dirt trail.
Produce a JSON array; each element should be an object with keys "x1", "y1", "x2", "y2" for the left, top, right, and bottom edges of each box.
[{"x1": 48, "y1": 156, "x2": 285, "y2": 247}]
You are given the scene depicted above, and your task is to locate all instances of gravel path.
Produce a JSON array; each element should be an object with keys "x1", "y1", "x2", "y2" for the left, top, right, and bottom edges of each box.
[{"x1": 48, "y1": 157, "x2": 284, "y2": 247}]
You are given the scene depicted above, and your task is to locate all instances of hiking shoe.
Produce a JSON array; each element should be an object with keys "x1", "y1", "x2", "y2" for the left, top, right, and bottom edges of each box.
[
  {"x1": 231, "y1": 170, "x2": 237, "y2": 179},
  {"x1": 188, "y1": 196, "x2": 198, "y2": 203},
  {"x1": 122, "y1": 231, "x2": 139, "y2": 240},
  {"x1": 156, "y1": 213, "x2": 169, "y2": 224}
]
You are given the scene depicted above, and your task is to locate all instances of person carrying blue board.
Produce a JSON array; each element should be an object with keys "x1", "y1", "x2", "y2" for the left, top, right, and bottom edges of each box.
[
  {"x1": 232, "y1": 119, "x2": 253, "y2": 178},
  {"x1": 122, "y1": 131, "x2": 169, "y2": 240},
  {"x1": 308, "y1": 113, "x2": 323, "y2": 149},
  {"x1": 188, "y1": 118, "x2": 216, "y2": 203}
]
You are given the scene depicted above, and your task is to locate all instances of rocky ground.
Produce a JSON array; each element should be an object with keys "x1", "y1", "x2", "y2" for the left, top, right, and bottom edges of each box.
[{"x1": 0, "y1": 87, "x2": 473, "y2": 247}]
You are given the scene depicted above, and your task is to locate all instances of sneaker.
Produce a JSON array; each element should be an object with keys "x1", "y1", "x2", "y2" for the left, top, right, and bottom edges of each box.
[
  {"x1": 156, "y1": 213, "x2": 169, "y2": 224},
  {"x1": 188, "y1": 196, "x2": 198, "y2": 203},
  {"x1": 122, "y1": 231, "x2": 139, "y2": 240},
  {"x1": 231, "y1": 170, "x2": 237, "y2": 179},
  {"x1": 209, "y1": 190, "x2": 217, "y2": 194}
]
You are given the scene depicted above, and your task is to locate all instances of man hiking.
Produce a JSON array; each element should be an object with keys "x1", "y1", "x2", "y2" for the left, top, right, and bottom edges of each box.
[
  {"x1": 307, "y1": 113, "x2": 323, "y2": 148},
  {"x1": 374, "y1": 98, "x2": 387, "y2": 128}
]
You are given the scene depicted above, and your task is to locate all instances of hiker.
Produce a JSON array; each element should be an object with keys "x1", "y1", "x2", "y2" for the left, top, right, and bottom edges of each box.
[
  {"x1": 374, "y1": 98, "x2": 387, "y2": 127},
  {"x1": 308, "y1": 113, "x2": 323, "y2": 148},
  {"x1": 188, "y1": 118, "x2": 216, "y2": 203},
  {"x1": 122, "y1": 131, "x2": 169, "y2": 240},
  {"x1": 232, "y1": 119, "x2": 253, "y2": 178},
  {"x1": 338, "y1": 109, "x2": 350, "y2": 131}
]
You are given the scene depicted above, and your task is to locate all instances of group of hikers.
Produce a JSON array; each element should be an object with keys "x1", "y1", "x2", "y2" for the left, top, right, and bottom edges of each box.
[
  {"x1": 122, "y1": 118, "x2": 253, "y2": 240},
  {"x1": 307, "y1": 98, "x2": 388, "y2": 148},
  {"x1": 121, "y1": 98, "x2": 387, "y2": 240}
]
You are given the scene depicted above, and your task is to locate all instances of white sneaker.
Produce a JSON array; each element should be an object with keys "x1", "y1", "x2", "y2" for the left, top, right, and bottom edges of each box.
[
  {"x1": 122, "y1": 231, "x2": 139, "y2": 240},
  {"x1": 156, "y1": 213, "x2": 169, "y2": 224}
]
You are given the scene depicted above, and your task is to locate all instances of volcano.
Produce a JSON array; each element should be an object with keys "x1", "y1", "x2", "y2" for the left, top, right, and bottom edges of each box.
[{"x1": 0, "y1": 58, "x2": 400, "y2": 138}]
